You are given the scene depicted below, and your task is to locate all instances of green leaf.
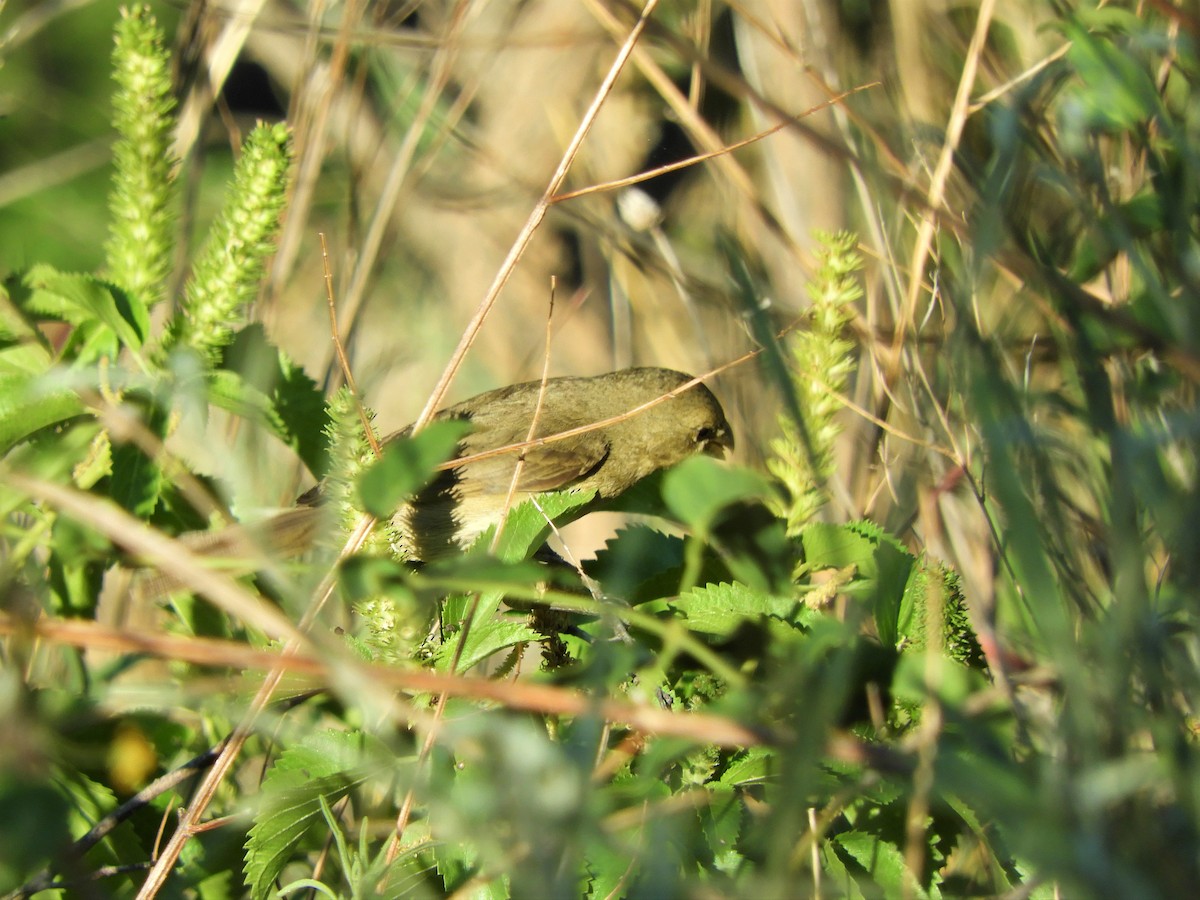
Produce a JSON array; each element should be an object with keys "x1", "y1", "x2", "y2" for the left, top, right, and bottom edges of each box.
[
  {"x1": 708, "y1": 500, "x2": 795, "y2": 593},
  {"x1": 107, "y1": 402, "x2": 167, "y2": 518},
  {"x1": 801, "y1": 521, "x2": 915, "y2": 648},
  {"x1": 587, "y1": 524, "x2": 684, "y2": 601},
  {"x1": 0, "y1": 287, "x2": 53, "y2": 375},
  {"x1": 53, "y1": 768, "x2": 147, "y2": 887},
  {"x1": 419, "y1": 552, "x2": 547, "y2": 594},
  {"x1": 662, "y1": 456, "x2": 777, "y2": 533},
  {"x1": 891, "y1": 651, "x2": 985, "y2": 710},
  {"x1": 821, "y1": 841, "x2": 869, "y2": 900},
  {"x1": 432, "y1": 838, "x2": 492, "y2": 896},
  {"x1": 17, "y1": 264, "x2": 150, "y2": 356},
  {"x1": 244, "y1": 730, "x2": 391, "y2": 900},
  {"x1": 489, "y1": 487, "x2": 596, "y2": 563},
  {"x1": 700, "y1": 785, "x2": 744, "y2": 875},
  {"x1": 584, "y1": 840, "x2": 634, "y2": 900},
  {"x1": 718, "y1": 747, "x2": 773, "y2": 788},
  {"x1": 1062, "y1": 23, "x2": 1161, "y2": 135},
  {"x1": 215, "y1": 325, "x2": 331, "y2": 477},
  {"x1": 432, "y1": 615, "x2": 543, "y2": 673},
  {"x1": 672, "y1": 581, "x2": 803, "y2": 637},
  {"x1": 0, "y1": 775, "x2": 71, "y2": 886},
  {"x1": 1067, "y1": 192, "x2": 1163, "y2": 283},
  {"x1": 0, "y1": 374, "x2": 84, "y2": 453},
  {"x1": 835, "y1": 830, "x2": 934, "y2": 899},
  {"x1": 357, "y1": 420, "x2": 473, "y2": 519}
]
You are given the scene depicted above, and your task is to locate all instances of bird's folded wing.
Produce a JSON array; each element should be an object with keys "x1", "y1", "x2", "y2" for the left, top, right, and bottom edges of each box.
[{"x1": 455, "y1": 431, "x2": 611, "y2": 497}]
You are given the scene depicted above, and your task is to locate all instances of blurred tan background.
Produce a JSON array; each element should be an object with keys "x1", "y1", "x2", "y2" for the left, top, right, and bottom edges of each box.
[{"x1": 1, "y1": 0, "x2": 1059, "y2": 598}]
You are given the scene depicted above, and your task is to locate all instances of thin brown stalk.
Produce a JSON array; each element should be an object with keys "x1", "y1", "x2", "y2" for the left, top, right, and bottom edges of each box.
[
  {"x1": 171, "y1": 0, "x2": 269, "y2": 161},
  {"x1": 387, "y1": 283, "x2": 559, "y2": 858},
  {"x1": 412, "y1": 0, "x2": 664, "y2": 433},
  {"x1": 550, "y1": 85, "x2": 877, "y2": 204},
  {"x1": 336, "y1": 0, "x2": 475, "y2": 360},
  {"x1": 267, "y1": 0, "x2": 362, "y2": 295},
  {"x1": 332, "y1": 0, "x2": 472, "y2": 365},
  {"x1": 0, "y1": 614, "x2": 764, "y2": 747},
  {"x1": 321, "y1": 232, "x2": 382, "y2": 458},
  {"x1": 583, "y1": 0, "x2": 767, "y2": 233},
  {"x1": 489, "y1": 279, "x2": 558, "y2": 558},
  {"x1": 132, "y1": 505, "x2": 392, "y2": 899},
  {"x1": 4, "y1": 471, "x2": 305, "y2": 644},
  {"x1": 10, "y1": 741, "x2": 226, "y2": 898},
  {"x1": 85, "y1": 392, "x2": 233, "y2": 525},
  {"x1": 898, "y1": 0, "x2": 997, "y2": 354},
  {"x1": 130, "y1": 487, "x2": 383, "y2": 894},
  {"x1": 968, "y1": 40, "x2": 1072, "y2": 113},
  {"x1": 387, "y1": 0, "x2": 663, "y2": 863}
]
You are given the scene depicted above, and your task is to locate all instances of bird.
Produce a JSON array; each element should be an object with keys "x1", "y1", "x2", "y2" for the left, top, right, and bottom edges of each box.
[
  {"x1": 376, "y1": 366, "x2": 733, "y2": 560},
  {"x1": 138, "y1": 367, "x2": 733, "y2": 591}
]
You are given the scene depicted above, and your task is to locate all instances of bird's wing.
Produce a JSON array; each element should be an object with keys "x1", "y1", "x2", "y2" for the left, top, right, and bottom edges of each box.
[
  {"x1": 514, "y1": 433, "x2": 611, "y2": 492},
  {"x1": 455, "y1": 430, "x2": 611, "y2": 497}
]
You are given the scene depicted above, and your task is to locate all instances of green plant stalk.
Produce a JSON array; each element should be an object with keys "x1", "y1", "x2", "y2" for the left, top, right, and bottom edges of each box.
[{"x1": 408, "y1": 573, "x2": 747, "y2": 687}]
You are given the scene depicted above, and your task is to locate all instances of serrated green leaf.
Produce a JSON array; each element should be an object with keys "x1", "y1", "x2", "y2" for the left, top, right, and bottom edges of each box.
[
  {"x1": 583, "y1": 839, "x2": 631, "y2": 900},
  {"x1": 432, "y1": 839, "x2": 497, "y2": 897},
  {"x1": 217, "y1": 325, "x2": 330, "y2": 477},
  {"x1": 710, "y1": 499, "x2": 795, "y2": 593},
  {"x1": 490, "y1": 488, "x2": 596, "y2": 562},
  {"x1": 0, "y1": 341, "x2": 51, "y2": 377},
  {"x1": 939, "y1": 792, "x2": 1023, "y2": 892},
  {"x1": 801, "y1": 521, "x2": 884, "y2": 570},
  {"x1": 672, "y1": 581, "x2": 804, "y2": 636},
  {"x1": 433, "y1": 616, "x2": 542, "y2": 673},
  {"x1": 802, "y1": 521, "x2": 915, "y2": 647},
  {"x1": 700, "y1": 785, "x2": 744, "y2": 875},
  {"x1": 206, "y1": 368, "x2": 279, "y2": 422},
  {"x1": 18, "y1": 264, "x2": 150, "y2": 354},
  {"x1": 107, "y1": 404, "x2": 168, "y2": 518},
  {"x1": 0, "y1": 321, "x2": 51, "y2": 377},
  {"x1": 822, "y1": 841, "x2": 869, "y2": 900},
  {"x1": 587, "y1": 524, "x2": 684, "y2": 598},
  {"x1": 358, "y1": 420, "x2": 473, "y2": 519},
  {"x1": 52, "y1": 768, "x2": 147, "y2": 885},
  {"x1": 245, "y1": 730, "x2": 391, "y2": 900},
  {"x1": 835, "y1": 830, "x2": 934, "y2": 899},
  {"x1": 718, "y1": 747, "x2": 772, "y2": 788}
]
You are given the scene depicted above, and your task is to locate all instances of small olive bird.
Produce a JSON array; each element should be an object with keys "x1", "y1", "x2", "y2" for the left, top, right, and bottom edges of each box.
[{"x1": 132, "y1": 367, "x2": 733, "y2": 598}]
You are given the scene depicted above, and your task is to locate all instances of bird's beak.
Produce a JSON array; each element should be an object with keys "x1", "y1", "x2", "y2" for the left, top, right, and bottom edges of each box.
[{"x1": 704, "y1": 427, "x2": 734, "y2": 459}]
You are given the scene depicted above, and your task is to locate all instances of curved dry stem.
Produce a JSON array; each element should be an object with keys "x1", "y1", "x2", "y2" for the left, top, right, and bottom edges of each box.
[{"x1": 411, "y1": 0, "x2": 664, "y2": 433}]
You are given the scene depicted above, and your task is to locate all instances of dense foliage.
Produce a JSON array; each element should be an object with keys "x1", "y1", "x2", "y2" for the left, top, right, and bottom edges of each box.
[{"x1": 2, "y1": 2, "x2": 1198, "y2": 897}]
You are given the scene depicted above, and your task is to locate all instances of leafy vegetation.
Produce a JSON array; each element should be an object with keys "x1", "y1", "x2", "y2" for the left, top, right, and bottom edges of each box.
[{"x1": 2, "y1": 2, "x2": 1198, "y2": 898}]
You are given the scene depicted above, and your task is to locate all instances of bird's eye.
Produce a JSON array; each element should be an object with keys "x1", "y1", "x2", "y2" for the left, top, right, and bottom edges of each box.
[{"x1": 696, "y1": 426, "x2": 717, "y2": 444}]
